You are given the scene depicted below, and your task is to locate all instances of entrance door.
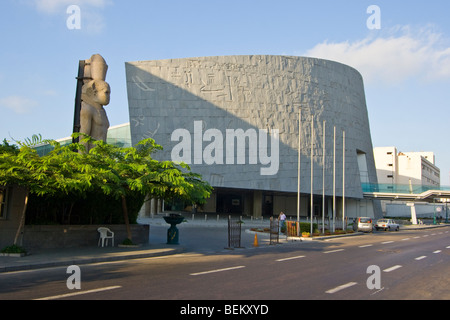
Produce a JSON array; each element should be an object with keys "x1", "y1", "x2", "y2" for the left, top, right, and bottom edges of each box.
[{"x1": 217, "y1": 193, "x2": 243, "y2": 214}]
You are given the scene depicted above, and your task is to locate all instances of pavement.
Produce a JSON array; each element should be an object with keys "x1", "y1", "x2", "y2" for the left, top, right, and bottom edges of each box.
[{"x1": 1, "y1": 214, "x2": 448, "y2": 273}]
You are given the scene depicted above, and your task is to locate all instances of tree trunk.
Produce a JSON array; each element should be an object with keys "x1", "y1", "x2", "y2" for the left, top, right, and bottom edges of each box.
[
  {"x1": 121, "y1": 195, "x2": 133, "y2": 241},
  {"x1": 14, "y1": 190, "x2": 29, "y2": 246}
]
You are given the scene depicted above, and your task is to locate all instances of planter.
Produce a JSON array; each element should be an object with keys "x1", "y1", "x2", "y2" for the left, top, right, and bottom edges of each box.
[{"x1": 163, "y1": 214, "x2": 185, "y2": 245}]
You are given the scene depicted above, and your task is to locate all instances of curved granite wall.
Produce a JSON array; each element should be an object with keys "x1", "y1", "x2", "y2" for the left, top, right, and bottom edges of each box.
[{"x1": 126, "y1": 55, "x2": 378, "y2": 199}]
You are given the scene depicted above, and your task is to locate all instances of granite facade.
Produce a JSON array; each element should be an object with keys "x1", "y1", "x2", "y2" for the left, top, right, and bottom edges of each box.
[{"x1": 125, "y1": 55, "x2": 378, "y2": 199}]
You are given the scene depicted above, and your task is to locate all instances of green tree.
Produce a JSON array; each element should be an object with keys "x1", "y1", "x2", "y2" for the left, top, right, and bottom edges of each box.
[
  {"x1": 0, "y1": 138, "x2": 94, "y2": 245},
  {"x1": 0, "y1": 134, "x2": 212, "y2": 245},
  {"x1": 76, "y1": 134, "x2": 212, "y2": 241}
]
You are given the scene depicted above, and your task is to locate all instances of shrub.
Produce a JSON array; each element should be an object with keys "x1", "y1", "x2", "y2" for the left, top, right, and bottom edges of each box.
[{"x1": 1, "y1": 244, "x2": 27, "y2": 254}]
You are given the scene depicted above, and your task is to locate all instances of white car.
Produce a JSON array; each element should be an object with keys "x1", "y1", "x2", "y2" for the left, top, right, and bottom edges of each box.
[
  {"x1": 375, "y1": 219, "x2": 400, "y2": 231},
  {"x1": 357, "y1": 217, "x2": 373, "y2": 233}
]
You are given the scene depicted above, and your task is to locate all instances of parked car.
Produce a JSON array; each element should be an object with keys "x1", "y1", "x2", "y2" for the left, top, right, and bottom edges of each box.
[
  {"x1": 375, "y1": 219, "x2": 400, "y2": 231},
  {"x1": 357, "y1": 217, "x2": 373, "y2": 233}
]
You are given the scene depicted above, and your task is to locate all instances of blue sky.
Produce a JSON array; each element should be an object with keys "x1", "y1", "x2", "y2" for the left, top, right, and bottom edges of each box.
[{"x1": 1, "y1": 0, "x2": 450, "y2": 184}]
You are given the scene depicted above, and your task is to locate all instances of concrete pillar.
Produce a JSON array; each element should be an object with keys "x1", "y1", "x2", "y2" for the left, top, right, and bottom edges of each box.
[
  {"x1": 150, "y1": 198, "x2": 156, "y2": 216},
  {"x1": 253, "y1": 190, "x2": 263, "y2": 218},
  {"x1": 157, "y1": 199, "x2": 162, "y2": 214},
  {"x1": 407, "y1": 202, "x2": 418, "y2": 225}
]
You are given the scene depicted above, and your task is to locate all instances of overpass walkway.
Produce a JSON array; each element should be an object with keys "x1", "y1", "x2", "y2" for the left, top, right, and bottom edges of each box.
[
  {"x1": 362, "y1": 183, "x2": 450, "y2": 202},
  {"x1": 362, "y1": 183, "x2": 450, "y2": 224}
]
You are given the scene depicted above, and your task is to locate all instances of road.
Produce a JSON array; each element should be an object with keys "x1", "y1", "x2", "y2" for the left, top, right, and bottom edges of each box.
[{"x1": 0, "y1": 227, "x2": 448, "y2": 304}]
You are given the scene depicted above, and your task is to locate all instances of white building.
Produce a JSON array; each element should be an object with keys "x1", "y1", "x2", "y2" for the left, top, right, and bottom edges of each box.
[
  {"x1": 373, "y1": 147, "x2": 442, "y2": 218},
  {"x1": 373, "y1": 147, "x2": 440, "y2": 188}
]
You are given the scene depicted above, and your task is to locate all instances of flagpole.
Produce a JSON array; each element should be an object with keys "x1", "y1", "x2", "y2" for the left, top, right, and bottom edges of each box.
[
  {"x1": 322, "y1": 120, "x2": 326, "y2": 234},
  {"x1": 310, "y1": 115, "x2": 314, "y2": 235},
  {"x1": 297, "y1": 108, "x2": 301, "y2": 237},
  {"x1": 342, "y1": 130, "x2": 346, "y2": 231},
  {"x1": 333, "y1": 126, "x2": 336, "y2": 233}
]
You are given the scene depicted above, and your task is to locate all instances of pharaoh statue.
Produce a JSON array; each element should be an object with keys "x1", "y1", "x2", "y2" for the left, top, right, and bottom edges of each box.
[{"x1": 79, "y1": 54, "x2": 110, "y2": 151}]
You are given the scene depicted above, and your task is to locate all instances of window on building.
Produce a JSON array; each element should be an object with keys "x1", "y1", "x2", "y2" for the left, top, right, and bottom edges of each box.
[{"x1": 0, "y1": 187, "x2": 8, "y2": 220}]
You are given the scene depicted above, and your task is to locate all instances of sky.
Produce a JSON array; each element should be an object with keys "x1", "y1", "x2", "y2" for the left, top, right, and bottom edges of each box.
[{"x1": 1, "y1": 0, "x2": 450, "y2": 184}]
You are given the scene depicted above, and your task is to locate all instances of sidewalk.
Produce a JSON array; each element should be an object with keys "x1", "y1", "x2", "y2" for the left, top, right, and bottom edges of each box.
[
  {"x1": 0, "y1": 215, "x2": 270, "y2": 273},
  {"x1": 1, "y1": 215, "x2": 448, "y2": 273}
]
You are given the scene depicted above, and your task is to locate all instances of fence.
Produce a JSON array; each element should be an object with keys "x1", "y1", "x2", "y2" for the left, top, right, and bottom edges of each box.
[
  {"x1": 269, "y1": 217, "x2": 279, "y2": 245},
  {"x1": 282, "y1": 217, "x2": 351, "y2": 236},
  {"x1": 226, "y1": 215, "x2": 243, "y2": 249}
]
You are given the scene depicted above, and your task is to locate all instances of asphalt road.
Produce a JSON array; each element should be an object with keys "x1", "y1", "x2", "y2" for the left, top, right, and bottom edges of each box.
[{"x1": 0, "y1": 227, "x2": 448, "y2": 304}]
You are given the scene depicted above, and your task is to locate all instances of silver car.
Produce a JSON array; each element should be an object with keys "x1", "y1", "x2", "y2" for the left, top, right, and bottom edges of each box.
[
  {"x1": 375, "y1": 219, "x2": 400, "y2": 231},
  {"x1": 357, "y1": 217, "x2": 373, "y2": 233}
]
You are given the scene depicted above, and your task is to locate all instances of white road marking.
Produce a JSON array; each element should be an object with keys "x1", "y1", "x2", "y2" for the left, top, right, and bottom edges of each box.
[
  {"x1": 383, "y1": 265, "x2": 402, "y2": 273},
  {"x1": 323, "y1": 249, "x2": 345, "y2": 254},
  {"x1": 326, "y1": 282, "x2": 358, "y2": 294},
  {"x1": 433, "y1": 250, "x2": 442, "y2": 254},
  {"x1": 35, "y1": 285, "x2": 122, "y2": 300},
  {"x1": 190, "y1": 266, "x2": 245, "y2": 276},
  {"x1": 415, "y1": 256, "x2": 427, "y2": 260},
  {"x1": 381, "y1": 241, "x2": 394, "y2": 244},
  {"x1": 276, "y1": 255, "x2": 306, "y2": 262},
  {"x1": 359, "y1": 244, "x2": 373, "y2": 248},
  {"x1": 401, "y1": 238, "x2": 410, "y2": 241}
]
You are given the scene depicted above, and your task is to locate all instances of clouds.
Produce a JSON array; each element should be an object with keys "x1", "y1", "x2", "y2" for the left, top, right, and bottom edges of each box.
[
  {"x1": 0, "y1": 96, "x2": 38, "y2": 114},
  {"x1": 29, "y1": 0, "x2": 112, "y2": 34},
  {"x1": 33, "y1": 0, "x2": 111, "y2": 14},
  {"x1": 304, "y1": 25, "x2": 450, "y2": 85}
]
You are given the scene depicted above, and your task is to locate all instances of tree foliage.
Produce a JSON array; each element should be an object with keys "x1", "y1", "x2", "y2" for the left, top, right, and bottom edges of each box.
[{"x1": 0, "y1": 134, "x2": 213, "y2": 242}]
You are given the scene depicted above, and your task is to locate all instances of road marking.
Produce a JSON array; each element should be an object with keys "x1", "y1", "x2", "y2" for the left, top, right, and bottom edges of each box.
[
  {"x1": 415, "y1": 256, "x2": 427, "y2": 260},
  {"x1": 276, "y1": 255, "x2": 306, "y2": 262},
  {"x1": 381, "y1": 241, "x2": 394, "y2": 244},
  {"x1": 413, "y1": 236, "x2": 421, "y2": 239},
  {"x1": 323, "y1": 249, "x2": 345, "y2": 254},
  {"x1": 401, "y1": 238, "x2": 410, "y2": 241},
  {"x1": 383, "y1": 265, "x2": 402, "y2": 273},
  {"x1": 423, "y1": 235, "x2": 429, "y2": 237},
  {"x1": 433, "y1": 250, "x2": 442, "y2": 254},
  {"x1": 325, "y1": 282, "x2": 357, "y2": 294},
  {"x1": 446, "y1": 246, "x2": 450, "y2": 249},
  {"x1": 190, "y1": 266, "x2": 245, "y2": 276},
  {"x1": 34, "y1": 285, "x2": 122, "y2": 300},
  {"x1": 359, "y1": 244, "x2": 373, "y2": 248}
]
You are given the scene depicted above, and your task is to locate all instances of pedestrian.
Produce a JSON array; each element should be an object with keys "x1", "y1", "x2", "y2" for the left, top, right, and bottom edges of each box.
[{"x1": 278, "y1": 211, "x2": 286, "y2": 234}]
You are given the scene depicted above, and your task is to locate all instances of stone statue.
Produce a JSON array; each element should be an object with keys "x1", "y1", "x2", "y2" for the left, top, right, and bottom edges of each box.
[{"x1": 79, "y1": 54, "x2": 110, "y2": 151}]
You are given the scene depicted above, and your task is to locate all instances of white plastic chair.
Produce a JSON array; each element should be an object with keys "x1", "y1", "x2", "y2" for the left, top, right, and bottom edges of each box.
[{"x1": 97, "y1": 227, "x2": 114, "y2": 247}]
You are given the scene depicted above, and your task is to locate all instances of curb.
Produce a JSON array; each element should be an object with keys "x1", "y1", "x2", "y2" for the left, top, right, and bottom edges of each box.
[
  {"x1": 245, "y1": 228, "x2": 364, "y2": 241},
  {"x1": 0, "y1": 246, "x2": 185, "y2": 273}
]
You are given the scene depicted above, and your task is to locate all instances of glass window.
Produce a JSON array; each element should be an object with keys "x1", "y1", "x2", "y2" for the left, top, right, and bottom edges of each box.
[{"x1": 0, "y1": 187, "x2": 8, "y2": 219}]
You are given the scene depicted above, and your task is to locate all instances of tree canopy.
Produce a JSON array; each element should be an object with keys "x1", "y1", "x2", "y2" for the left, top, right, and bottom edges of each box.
[{"x1": 0, "y1": 134, "x2": 213, "y2": 242}]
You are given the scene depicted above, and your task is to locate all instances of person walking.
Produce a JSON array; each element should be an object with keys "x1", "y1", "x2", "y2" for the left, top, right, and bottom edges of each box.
[{"x1": 278, "y1": 211, "x2": 286, "y2": 234}]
